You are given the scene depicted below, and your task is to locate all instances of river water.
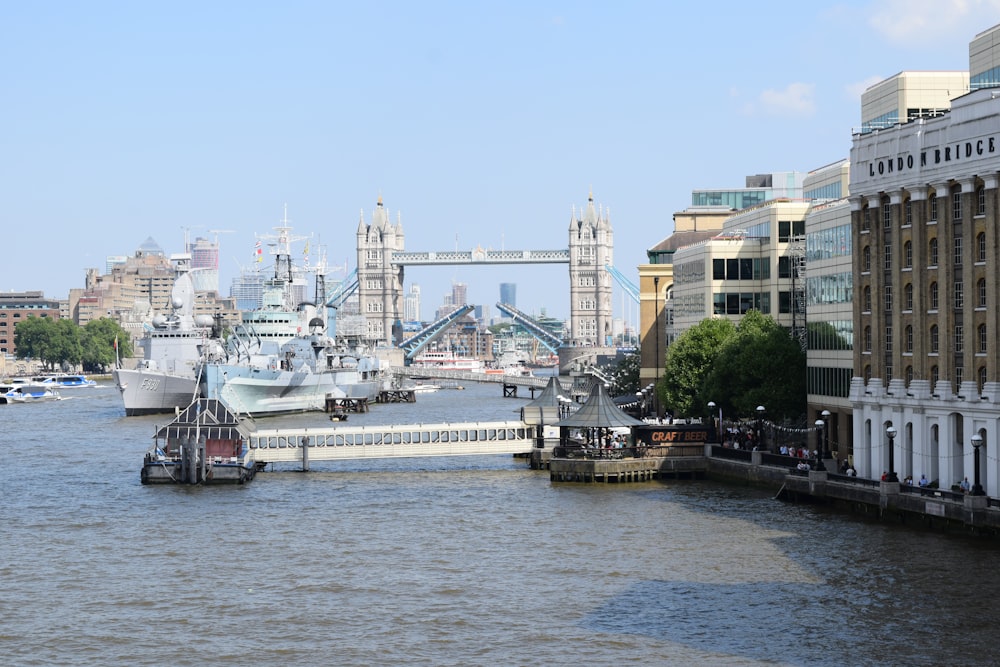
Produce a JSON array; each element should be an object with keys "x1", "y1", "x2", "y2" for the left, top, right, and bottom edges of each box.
[{"x1": 2, "y1": 381, "x2": 1000, "y2": 666}]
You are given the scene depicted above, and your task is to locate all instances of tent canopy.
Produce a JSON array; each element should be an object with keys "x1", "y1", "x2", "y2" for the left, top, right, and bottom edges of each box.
[{"x1": 553, "y1": 383, "x2": 645, "y2": 429}]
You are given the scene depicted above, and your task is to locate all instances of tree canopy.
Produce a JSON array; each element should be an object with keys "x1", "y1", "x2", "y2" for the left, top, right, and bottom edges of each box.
[
  {"x1": 14, "y1": 316, "x2": 133, "y2": 372},
  {"x1": 657, "y1": 311, "x2": 806, "y2": 423}
]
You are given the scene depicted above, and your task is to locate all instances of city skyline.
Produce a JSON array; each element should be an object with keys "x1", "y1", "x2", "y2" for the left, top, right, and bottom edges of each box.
[{"x1": 5, "y1": 2, "x2": 999, "y2": 319}]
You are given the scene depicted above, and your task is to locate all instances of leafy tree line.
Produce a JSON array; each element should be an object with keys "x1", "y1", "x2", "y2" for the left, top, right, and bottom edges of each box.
[
  {"x1": 14, "y1": 316, "x2": 134, "y2": 373},
  {"x1": 656, "y1": 310, "x2": 806, "y2": 424}
]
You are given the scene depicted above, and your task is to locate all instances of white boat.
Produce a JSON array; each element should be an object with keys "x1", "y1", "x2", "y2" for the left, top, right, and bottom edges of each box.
[
  {"x1": 113, "y1": 272, "x2": 217, "y2": 416},
  {"x1": 0, "y1": 382, "x2": 60, "y2": 404},
  {"x1": 201, "y1": 324, "x2": 385, "y2": 415},
  {"x1": 411, "y1": 350, "x2": 483, "y2": 372},
  {"x1": 31, "y1": 373, "x2": 97, "y2": 389}
]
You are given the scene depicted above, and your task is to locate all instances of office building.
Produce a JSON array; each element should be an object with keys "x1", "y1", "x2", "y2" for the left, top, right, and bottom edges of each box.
[{"x1": 849, "y1": 24, "x2": 1000, "y2": 491}]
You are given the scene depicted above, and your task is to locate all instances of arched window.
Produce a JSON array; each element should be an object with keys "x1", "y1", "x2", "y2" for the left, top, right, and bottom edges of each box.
[
  {"x1": 863, "y1": 245, "x2": 871, "y2": 272},
  {"x1": 929, "y1": 237, "x2": 939, "y2": 265},
  {"x1": 930, "y1": 193, "x2": 938, "y2": 221},
  {"x1": 979, "y1": 278, "x2": 987, "y2": 308},
  {"x1": 979, "y1": 323, "x2": 988, "y2": 353},
  {"x1": 930, "y1": 282, "x2": 939, "y2": 310},
  {"x1": 864, "y1": 326, "x2": 872, "y2": 352},
  {"x1": 977, "y1": 185, "x2": 986, "y2": 215},
  {"x1": 904, "y1": 283, "x2": 913, "y2": 310},
  {"x1": 905, "y1": 325, "x2": 913, "y2": 353},
  {"x1": 863, "y1": 286, "x2": 872, "y2": 312},
  {"x1": 930, "y1": 324, "x2": 939, "y2": 353},
  {"x1": 978, "y1": 232, "x2": 987, "y2": 262},
  {"x1": 904, "y1": 240, "x2": 913, "y2": 267}
]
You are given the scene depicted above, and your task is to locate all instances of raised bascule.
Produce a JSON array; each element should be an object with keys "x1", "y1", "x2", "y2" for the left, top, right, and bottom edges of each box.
[{"x1": 353, "y1": 190, "x2": 617, "y2": 370}]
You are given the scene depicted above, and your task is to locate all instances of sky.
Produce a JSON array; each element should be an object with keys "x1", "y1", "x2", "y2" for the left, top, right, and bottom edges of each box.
[{"x1": 4, "y1": 1, "x2": 1000, "y2": 323}]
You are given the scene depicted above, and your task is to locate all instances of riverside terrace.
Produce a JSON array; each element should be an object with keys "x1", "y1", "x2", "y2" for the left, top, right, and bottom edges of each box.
[{"x1": 547, "y1": 438, "x2": 1000, "y2": 537}]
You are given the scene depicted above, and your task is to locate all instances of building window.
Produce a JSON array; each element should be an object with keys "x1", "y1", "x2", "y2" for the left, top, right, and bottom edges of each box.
[
  {"x1": 930, "y1": 193, "x2": 938, "y2": 221},
  {"x1": 904, "y1": 240, "x2": 913, "y2": 268},
  {"x1": 956, "y1": 366, "x2": 964, "y2": 391},
  {"x1": 978, "y1": 185, "x2": 986, "y2": 215},
  {"x1": 864, "y1": 326, "x2": 872, "y2": 352},
  {"x1": 978, "y1": 232, "x2": 986, "y2": 262},
  {"x1": 885, "y1": 326, "x2": 893, "y2": 354},
  {"x1": 930, "y1": 282, "x2": 939, "y2": 310},
  {"x1": 863, "y1": 207, "x2": 871, "y2": 231},
  {"x1": 865, "y1": 365, "x2": 872, "y2": 382},
  {"x1": 906, "y1": 365, "x2": 914, "y2": 385},
  {"x1": 954, "y1": 281, "x2": 964, "y2": 309},
  {"x1": 905, "y1": 283, "x2": 913, "y2": 311},
  {"x1": 980, "y1": 366, "x2": 988, "y2": 393},
  {"x1": 979, "y1": 323, "x2": 988, "y2": 353},
  {"x1": 929, "y1": 238, "x2": 938, "y2": 266},
  {"x1": 778, "y1": 256, "x2": 791, "y2": 278},
  {"x1": 979, "y1": 278, "x2": 987, "y2": 308},
  {"x1": 905, "y1": 325, "x2": 914, "y2": 353},
  {"x1": 884, "y1": 241, "x2": 892, "y2": 270},
  {"x1": 864, "y1": 286, "x2": 872, "y2": 312},
  {"x1": 954, "y1": 236, "x2": 963, "y2": 266},
  {"x1": 952, "y1": 187, "x2": 962, "y2": 221},
  {"x1": 930, "y1": 325, "x2": 939, "y2": 353},
  {"x1": 955, "y1": 325, "x2": 964, "y2": 352},
  {"x1": 863, "y1": 246, "x2": 871, "y2": 272},
  {"x1": 713, "y1": 259, "x2": 725, "y2": 280},
  {"x1": 931, "y1": 365, "x2": 939, "y2": 386},
  {"x1": 883, "y1": 199, "x2": 892, "y2": 228},
  {"x1": 905, "y1": 199, "x2": 913, "y2": 225},
  {"x1": 884, "y1": 285, "x2": 892, "y2": 311}
]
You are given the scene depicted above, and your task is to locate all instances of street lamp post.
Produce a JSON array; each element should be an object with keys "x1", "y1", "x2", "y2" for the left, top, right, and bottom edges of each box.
[
  {"x1": 885, "y1": 425, "x2": 898, "y2": 483},
  {"x1": 636, "y1": 391, "x2": 644, "y2": 420},
  {"x1": 708, "y1": 401, "x2": 720, "y2": 440},
  {"x1": 653, "y1": 276, "x2": 660, "y2": 420},
  {"x1": 814, "y1": 419, "x2": 825, "y2": 470},
  {"x1": 971, "y1": 433, "x2": 986, "y2": 496},
  {"x1": 756, "y1": 405, "x2": 766, "y2": 451},
  {"x1": 821, "y1": 409, "x2": 831, "y2": 460}
]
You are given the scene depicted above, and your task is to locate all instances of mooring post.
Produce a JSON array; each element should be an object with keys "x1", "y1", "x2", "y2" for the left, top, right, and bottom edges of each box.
[{"x1": 301, "y1": 436, "x2": 310, "y2": 472}]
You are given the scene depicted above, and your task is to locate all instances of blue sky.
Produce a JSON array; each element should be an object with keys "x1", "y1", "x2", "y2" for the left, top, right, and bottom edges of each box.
[{"x1": 4, "y1": 1, "x2": 999, "y2": 322}]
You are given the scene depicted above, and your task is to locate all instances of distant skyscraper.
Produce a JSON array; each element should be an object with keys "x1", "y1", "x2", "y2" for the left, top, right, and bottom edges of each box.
[
  {"x1": 188, "y1": 236, "x2": 220, "y2": 293},
  {"x1": 499, "y1": 282, "x2": 516, "y2": 307},
  {"x1": 451, "y1": 282, "x2": 467, "y2": 306},
  {"x1": 404, "y1": 283, "x2": 421, "y2": 322}
]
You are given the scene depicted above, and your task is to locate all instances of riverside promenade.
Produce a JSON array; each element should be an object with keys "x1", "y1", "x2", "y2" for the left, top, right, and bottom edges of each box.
[{"x1": 548, "y1": 443, "x2": 1000, "y2": 537}]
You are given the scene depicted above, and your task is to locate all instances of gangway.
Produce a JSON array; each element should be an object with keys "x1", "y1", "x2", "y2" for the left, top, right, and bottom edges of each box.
[
  {"x1": 604, "y1": 264, "x2": 639, "y2": 304},
  {"x1": 399, "y1": 304, "x2": 476, "y2": 359},
  {"x1": 495, "y1": 302, "x2": 563, "y2": 354},
  {"x1": 248, "y1": 420, "x2": 535, "y2": 466}
]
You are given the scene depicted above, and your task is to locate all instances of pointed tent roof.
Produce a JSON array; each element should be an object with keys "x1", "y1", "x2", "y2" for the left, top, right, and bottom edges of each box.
[
  {"x1": 520, "y1": 376, "x2": 571, "y2": 425},
  {"x1": 154, "y1": 398, "x2": 257, "y2": 441},
  {"x1": 553, "y1": 383, "x2": 645, "y2": 429}
]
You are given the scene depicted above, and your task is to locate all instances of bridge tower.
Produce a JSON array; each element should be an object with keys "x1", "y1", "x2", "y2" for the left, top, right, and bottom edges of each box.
[
  {"x1": 356, "y1": 195, "x2": 405, "y2": 346},
  {"x1": 567, "y1": 189, "x2": 613, "y2": 348}
]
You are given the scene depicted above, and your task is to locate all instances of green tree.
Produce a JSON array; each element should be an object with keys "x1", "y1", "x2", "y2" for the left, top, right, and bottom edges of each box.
[
  {"x1": 605, "y1": 352, "x2": 639, "y2": 396},
  {"x1": 82, "y1": 318, "x2": 134, "y2": 372},
  {"x1": 702, "y1": 310, "x2": 807, "y2": 422},
  {"x1": 657, "y1": 317, "x2": 736, "y2": 417},
  {"x1": 13, "y1": 315, "x2": 60, "y2": 369}
]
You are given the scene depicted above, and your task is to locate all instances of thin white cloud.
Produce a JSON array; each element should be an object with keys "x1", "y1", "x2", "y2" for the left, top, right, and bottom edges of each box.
[
  {"x1": 867, "y1": 0, "x2": 1000, "y2": 44},
  {"x1": 756, "y1": 82, "x2": 817, "y2": 117}
]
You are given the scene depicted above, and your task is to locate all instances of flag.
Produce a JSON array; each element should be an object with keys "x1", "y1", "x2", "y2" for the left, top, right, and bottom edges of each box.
[
  {"x1": 255, "y1": 240, "x2": 263, "y2": 263},
  {"x1": 113, "y1": 336, "x2": 118, "y2": 351}
]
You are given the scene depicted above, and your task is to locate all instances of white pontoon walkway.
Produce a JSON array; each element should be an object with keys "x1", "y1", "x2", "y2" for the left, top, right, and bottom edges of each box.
[{"x1": 248, "y1": 420, "x2": 536, "y2": 464}]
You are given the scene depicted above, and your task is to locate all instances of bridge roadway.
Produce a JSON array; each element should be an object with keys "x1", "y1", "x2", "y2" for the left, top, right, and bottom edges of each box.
[
  {"x1": 391, "y1": 366, "x2": 552, "y2": 389},
  {"x1": 248, "y1": 420, "x2": 536, "y2": 464}
]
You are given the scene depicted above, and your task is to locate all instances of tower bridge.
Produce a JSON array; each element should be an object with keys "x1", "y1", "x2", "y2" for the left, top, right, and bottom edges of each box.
[{"x1": 355, "y1": 190, "x2": 619, "y2": 370}]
